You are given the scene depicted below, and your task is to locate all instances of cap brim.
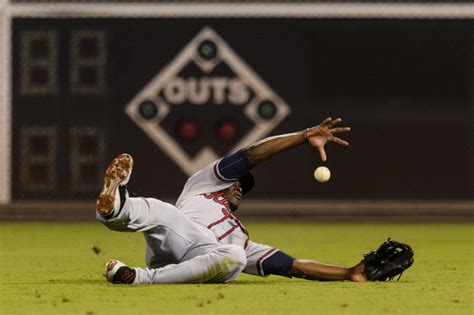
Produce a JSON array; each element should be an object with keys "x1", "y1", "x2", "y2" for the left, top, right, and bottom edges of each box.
[{"x1": 239, "y1": 173, "x2": 255, "y2": 195}]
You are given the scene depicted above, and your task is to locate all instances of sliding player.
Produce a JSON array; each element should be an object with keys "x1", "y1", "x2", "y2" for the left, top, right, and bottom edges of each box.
[{"x1": 97, "y1": 117, "x2": 368, "y2": 284}]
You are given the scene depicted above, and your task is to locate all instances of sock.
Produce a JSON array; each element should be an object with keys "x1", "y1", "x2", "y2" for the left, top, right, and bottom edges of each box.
[
  {"x1": 113, "y1": 266, "x2": 136, "y2": 284},
  {"x1": 103, "y1": 186, "x2": 128, "y2": 219}
]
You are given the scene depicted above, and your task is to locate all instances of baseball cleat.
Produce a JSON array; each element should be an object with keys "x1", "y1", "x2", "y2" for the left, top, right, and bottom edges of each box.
[
  {"x1": 96, "y1": 153, "x2": 134, "y2": 217},
  {"x1": 104, "y1": 259, "x2": 136, "y2": 284}
]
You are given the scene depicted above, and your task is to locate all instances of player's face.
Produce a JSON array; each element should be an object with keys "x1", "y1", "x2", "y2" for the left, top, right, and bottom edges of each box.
[{"x1": 223, "y1": 180, "x2": 243, "y2": 211}]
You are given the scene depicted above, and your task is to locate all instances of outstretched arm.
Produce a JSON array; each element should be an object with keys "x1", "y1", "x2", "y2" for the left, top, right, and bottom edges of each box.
[
  {"x1": 246, "y1": 117, "x2": 350, "y2": 166},
  {"x1": 292, "y1": 259, "x2": 366, "y2": 282},
  {"x1": 216, "y1": 117, "x2": 350, "y2": 180}
]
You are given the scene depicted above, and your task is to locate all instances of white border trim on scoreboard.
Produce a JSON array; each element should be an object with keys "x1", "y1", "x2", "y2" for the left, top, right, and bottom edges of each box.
[
  {"x1": 0, "y1": 0, "x2": 11, "y2": 204},
  {"x1": 8, "y1": 2, "x2": 474, "y2": 19}
]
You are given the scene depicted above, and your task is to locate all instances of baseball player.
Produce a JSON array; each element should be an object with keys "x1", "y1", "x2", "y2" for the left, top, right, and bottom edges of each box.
[{"x1": 97, "y1": 117, "x2": 367, "y2": 284}]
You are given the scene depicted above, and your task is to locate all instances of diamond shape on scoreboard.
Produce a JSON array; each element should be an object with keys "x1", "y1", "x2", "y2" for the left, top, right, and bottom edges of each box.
[{"x1": 125, "y1": 27, "x2": 290, "y2": 176}]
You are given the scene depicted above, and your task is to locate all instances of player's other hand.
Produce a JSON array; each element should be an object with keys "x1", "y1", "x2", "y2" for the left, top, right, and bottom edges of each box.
[{"x1": 306, "y1": 117, "x2": 351, "y2": 161}]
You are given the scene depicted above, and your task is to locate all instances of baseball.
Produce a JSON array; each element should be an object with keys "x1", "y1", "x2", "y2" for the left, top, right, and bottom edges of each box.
[{"x1": 314, "y1": 166, "x2": 331, "y2": 183}]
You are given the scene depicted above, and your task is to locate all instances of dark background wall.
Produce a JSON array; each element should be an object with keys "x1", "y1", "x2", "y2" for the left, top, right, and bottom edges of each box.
[{"x1": 12, "y1": 18, "x2": 473, "y2": 201}]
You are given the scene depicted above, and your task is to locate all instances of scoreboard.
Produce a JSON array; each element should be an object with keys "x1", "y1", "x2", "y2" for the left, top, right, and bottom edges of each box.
[{"x1": 1, "y1": 3, "x2": 473, "y2": 202}]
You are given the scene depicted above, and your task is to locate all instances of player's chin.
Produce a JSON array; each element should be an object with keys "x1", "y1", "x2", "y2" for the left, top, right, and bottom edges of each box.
[{"x1": 229, "y1": 199, "x2": 240, "y2": 211}]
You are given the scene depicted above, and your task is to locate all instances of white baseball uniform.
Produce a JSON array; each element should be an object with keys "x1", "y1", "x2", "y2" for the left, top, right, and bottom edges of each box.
[
  {"x1": 97, "y1": 191, "x2": 247, "y2": 284},
  {"x1": 176, "y1": 159, "x2": 280, "y2": 277}
]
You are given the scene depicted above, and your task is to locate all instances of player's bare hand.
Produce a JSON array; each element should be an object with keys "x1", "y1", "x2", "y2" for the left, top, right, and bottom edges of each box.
[{"x1": 306, "y1": 117, "x2": 351, "y2": 161}]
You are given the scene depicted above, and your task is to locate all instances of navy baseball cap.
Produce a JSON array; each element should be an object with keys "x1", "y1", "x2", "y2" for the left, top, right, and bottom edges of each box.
[{"x1": 240, "y1": 173, "x2": 255, "y2": 195}]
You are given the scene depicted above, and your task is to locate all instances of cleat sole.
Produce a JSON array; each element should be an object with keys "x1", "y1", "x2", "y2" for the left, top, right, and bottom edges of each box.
[{"x1": 96, "y1": 154, "x2": 133, "y2": 216}]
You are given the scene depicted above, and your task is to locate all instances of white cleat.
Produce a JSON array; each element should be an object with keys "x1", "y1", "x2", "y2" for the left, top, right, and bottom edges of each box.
[
  {"x1": 96, "y1": 153, "x2": 134, "y2": 217},
  {"x1": 104, "y1": 259, "x2": 136, "y2": 284}
]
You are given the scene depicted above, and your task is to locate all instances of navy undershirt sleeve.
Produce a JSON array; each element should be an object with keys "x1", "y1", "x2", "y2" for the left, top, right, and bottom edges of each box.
[
  {"x1": 217, "y1": 148, "x2": 253, "y2": 181},
  {"x1": 262, "y1": 251, "x2": 295, "y2": 278}
]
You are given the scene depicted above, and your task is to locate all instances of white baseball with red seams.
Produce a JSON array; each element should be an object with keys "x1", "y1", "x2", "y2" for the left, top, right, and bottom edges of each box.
[{"x1": 314, "y1": 166, "x2": 331, "y2": 183}]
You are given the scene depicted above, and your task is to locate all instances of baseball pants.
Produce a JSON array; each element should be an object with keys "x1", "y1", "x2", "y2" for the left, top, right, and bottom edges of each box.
[{"x1": 97, "y1": 194, "x2": 247, "y2": 284}]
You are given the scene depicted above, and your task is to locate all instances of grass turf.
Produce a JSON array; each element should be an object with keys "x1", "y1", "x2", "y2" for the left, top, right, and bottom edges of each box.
[{"x1": 0, "y1": 222, "x2": 472, "y2": 314}]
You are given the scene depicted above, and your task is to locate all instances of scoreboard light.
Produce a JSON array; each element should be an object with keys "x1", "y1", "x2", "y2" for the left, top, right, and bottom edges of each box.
[
  {"x1": 198, "y1": 40, "x2": 218, "y2": 60},
  {"x1": 138, "y1": 100, "x2": 158, "y2": 120},
  {"x1": 31, "y1": 67, "x2": 49, "y2": 85},
  {"x1": 216, "y1": 119, "x2": 239, "y2": 142},
  {"x1": 257, "y1": 100, "x2": 277, "y2": 120},
  {"x1": 78, "y1": 37, "x2": 99, "y2": 58},
  {"x1": 79, "y1": 66, "x2": 98, "y2": 86},
  {"x1": 31, "y1": 39, "x2": 49, "y2": 58},
  {"x1": 177, "y1": 119, "x2": 199, "y2": 142}
]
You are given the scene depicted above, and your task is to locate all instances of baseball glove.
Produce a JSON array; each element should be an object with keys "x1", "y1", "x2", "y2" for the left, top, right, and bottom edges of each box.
[{"x1": 362, "y1": 238, "x2": 414, "y2": 281}]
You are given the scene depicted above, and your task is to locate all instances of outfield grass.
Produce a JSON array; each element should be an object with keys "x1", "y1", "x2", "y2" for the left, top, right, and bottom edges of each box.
[{"x1": 0, "y1": 221, "x2": 472, "y2": 314}]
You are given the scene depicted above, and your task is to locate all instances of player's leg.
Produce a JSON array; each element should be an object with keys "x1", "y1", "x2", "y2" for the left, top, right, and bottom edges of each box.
[
  {"x1": 95, "y1": 153, "x2": 173, "y2": 233},
  {"x1": 100, "y1": 197, "x2": 249, "y2": 284},
  {"x1": 105, "y1": 244, "x2": 247, "y2": 284},
  {"x1": 103, "y1": 202, "x2": 248, "y2": 284},
  {"x1": 96, "y1": 154, "x2": 248, "y2": 284},
  {"x1": 244, "y1": 241, "x2": 367, "y2": 282}
]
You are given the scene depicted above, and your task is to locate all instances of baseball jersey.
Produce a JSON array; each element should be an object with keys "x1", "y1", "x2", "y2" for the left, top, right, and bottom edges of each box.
[
  {"x1": 176, "y1": 152, "x2": 251, "y2": 248},
  {"x1": 176, "y1": 150, "x2": 295, "y2": 278}
]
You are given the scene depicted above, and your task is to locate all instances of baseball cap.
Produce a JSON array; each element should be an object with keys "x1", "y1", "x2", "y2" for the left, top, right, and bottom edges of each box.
[{"x1": 239, "y1": 173, "x2": 255, "y2": 195}]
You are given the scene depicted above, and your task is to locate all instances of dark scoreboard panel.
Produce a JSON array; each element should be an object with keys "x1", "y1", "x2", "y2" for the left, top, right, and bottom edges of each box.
[{"x1": 12, "y1": 18, "x2": 473, "y2": 200}]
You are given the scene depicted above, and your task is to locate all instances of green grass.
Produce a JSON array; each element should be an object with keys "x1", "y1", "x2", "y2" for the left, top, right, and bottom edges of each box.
[{"x1": 0, "y1": 222, "x2": 472, "y2": 314}]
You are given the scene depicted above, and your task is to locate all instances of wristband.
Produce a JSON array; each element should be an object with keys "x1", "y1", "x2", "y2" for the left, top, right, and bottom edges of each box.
[{"x1": 303, "y1": 128, "x2": 310, "y2": 143}]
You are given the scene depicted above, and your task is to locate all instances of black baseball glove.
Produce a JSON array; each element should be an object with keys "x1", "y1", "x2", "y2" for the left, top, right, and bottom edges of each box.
[{"x1": 362, "y1": 238, "x2": 414, "y2": 281}]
